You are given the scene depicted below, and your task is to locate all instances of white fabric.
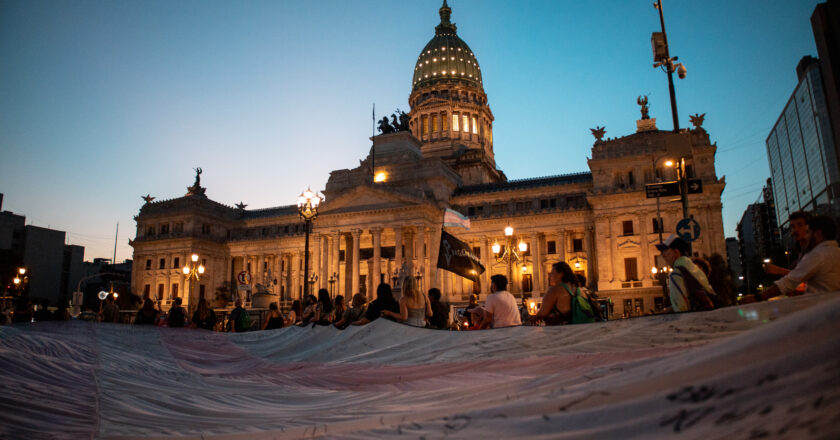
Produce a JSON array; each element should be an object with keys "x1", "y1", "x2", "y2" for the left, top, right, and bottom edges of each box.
[
  {"x1": 775, "y1": 240, "x2": 840, "y2": 295},
  {"x1": 483, "y1": 290, "x2": 521, "y2": 328},
  {"x1": 1, "y1": 293, "x2": 840, "y2": 439}
]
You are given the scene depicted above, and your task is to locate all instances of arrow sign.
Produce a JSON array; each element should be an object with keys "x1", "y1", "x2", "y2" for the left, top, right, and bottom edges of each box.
[
  {"x1": 676, "y1": 217, "x2": 701, "y2": 242},
  {"x1": 645, "y1": 181, "x2": 680, "y2": 198},
  {"x1": 687, "y1": 179, "x2": 703, "y2": 194}
]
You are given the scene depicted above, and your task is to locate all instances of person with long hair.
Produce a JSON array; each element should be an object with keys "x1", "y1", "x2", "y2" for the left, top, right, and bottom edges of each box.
[
  {"x1": 134, "y1": 299, "x2": 157, "y2": 325},
  {"x1": 313, "y1": 289, "x2": 334, "y2": 325},
  {"x1": 332, "y1": 295, "x2": 345, "y2": 325},
  {"x1": 262, "y1": 302, "x2": 284, "y2": 330},
  {"x1": 286, "y1": 300, "x2": 302, "y2": 326},
  {"x1": 353, "y1": 283, "x2": 399, "y2": 326},
  {"x1": 192, "y1": 298, "x2": 216, "y2": 330},
  {"x1": 533, "y1": 262, "x2": 591, "y2": 325},
  {"x1": 334, "y1": 293, "x2": 366, "y2": 329},
  {"x1": 383, "y1": 277, "x2": 432, "y2": 327}
]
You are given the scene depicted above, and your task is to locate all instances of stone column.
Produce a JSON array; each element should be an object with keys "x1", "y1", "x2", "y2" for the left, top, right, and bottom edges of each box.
[
  {"x1": 351, "y1": 229, "x2": 361, "y2": 297},
  {"x1": 332, "y1": 230, "x2": 341, "y2": 295},
  {"x1": 430, "y1": 225, "x2": 442, "y2": 290},
  {"x1": 607, "y1": 219, "x2": 616, "y2": 282},
  {"x1": 638, "y1": 212, "x2": 651, "y2": 280},
  {"x1": 530, "y1": 233, "x2": 542, "y2": 295},
  {"x1": 394, "y1": 227, "x2": 403, "y2": 276},
  {"x1": 422, "y1": 227, "x2": 431, "y2": 292},
  {"x1": 585, "y1": 225, "x2": 595, "y2": 288},
  {"x1": 321, "y1": 235, "x2": 329, "y2": 286},
  {"x1": 291, "y1": 252, "x2": 301, "y2": 300},
  {"x1": 371, "y1": 227, "x2": 382, "y2": 301},
  {"x1": 404, "y1": 228, "x2": 415, "y2": 275},
  {"x1": 557, "y1": 229, "x2": 566, "y2": 263},
  {"x1": 415, "y1": 224, "x2": 425, "y2": 288},
  {"x1": 480, "y1": 236, "x2": 490, "y2": 296}
]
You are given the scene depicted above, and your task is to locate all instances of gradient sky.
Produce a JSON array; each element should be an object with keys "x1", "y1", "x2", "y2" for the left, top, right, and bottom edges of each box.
[{"x1": 0, "y1": 0, "x2": 823, "y2": 261}]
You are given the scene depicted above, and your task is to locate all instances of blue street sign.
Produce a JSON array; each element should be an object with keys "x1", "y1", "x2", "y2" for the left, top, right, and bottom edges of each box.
[{"x1": 676, "y1": 217, "x2": 701, "y2": 242}]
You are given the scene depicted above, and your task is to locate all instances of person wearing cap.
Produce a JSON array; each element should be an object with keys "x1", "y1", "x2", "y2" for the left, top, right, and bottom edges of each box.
[{"x1": 657, "y1": 234, "x2": 715, "y2": 312}]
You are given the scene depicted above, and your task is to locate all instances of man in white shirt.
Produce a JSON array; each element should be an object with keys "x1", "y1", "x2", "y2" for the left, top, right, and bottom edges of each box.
[
  {"x1": 479, "y1": 274, "x2": 522, "y2": 329},
  {"x1": 753, "y1": 215, "x2": 840, "y2": 301}
]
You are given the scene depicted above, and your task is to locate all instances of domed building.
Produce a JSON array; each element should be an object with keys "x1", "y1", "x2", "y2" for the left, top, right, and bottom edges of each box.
[{"x1": 130, "y1": 1, "x2": 726, "y2": 320}]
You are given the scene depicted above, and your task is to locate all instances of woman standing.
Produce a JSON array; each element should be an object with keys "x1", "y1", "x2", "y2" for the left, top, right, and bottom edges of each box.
[
  {"x1": 262, "y1": 302, "x2": 284, "y2": 330},
  {"x1": 383, "y1": 277, "x2": 432, "y2": 327}
]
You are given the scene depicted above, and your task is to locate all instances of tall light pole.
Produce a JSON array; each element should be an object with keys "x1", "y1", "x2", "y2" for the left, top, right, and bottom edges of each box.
[
  {"x1": 651, "y1": 0, "x2": 687, "y2": 133},
  {"x1": 182, "y1": 253, "x2": 205, "y2": 307},
  {"x1": 297, "y1": 188, "x2": 324, "y2": 298},
  {"x1": 651, "y1": 156, "x2": 675, "y2": 244},
  {"x1": 492, "y1": 226, "x2": 528, "y2": 296}
]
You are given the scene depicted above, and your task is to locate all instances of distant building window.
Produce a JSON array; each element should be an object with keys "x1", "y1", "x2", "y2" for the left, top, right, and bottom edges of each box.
[
  {"x1": 622, "y1": 220, "x2": 634, "y2": 236},
  {"x1": 173, "y1": 257, "x2": 180, "y2": 269},
  {"x1": 627, "y1": 171, "x2": 635, "y2": 187},
  {"x1": 145, "y1": 259, "x2": 151, "y2": 270},
  {"x1": 431, "y1": 114, "x2": 438, "y2": 132},
  {"x1": 547, "y1": 241, "x2": 557, "y2": 254},
  {"x1": 171, "y1": 283, "x2": 178, "y2": 300},
  {"x1": 159, "y1": 258, "x2": 165, "y2": 269},
  {"x1": 491, "y1": 204, "x2": 506, "y2": 215},
  {"x1": 472, "y1": 246, "x2": 481, "y2": 258},
  {"x1": 157, "y1": 284, "x2": 164, "y2": 300},
  {"x1": 468, "y1": 207, "x2": 476, "y2": 216},
  {"x1": 199, "y1": 284, "x2": 206, "y2": 299},
  {"x1": 624, "y1": 257, "x2": 638, "y2": 281},
  {"x1": 174, "y1": 222, "x2": 184, "y2": 233},
  {"x1": 442, "y1": 112, "x2": 448, "y2": 131},
  {"x1": 516, "y1": 201, "x2": 530, "y2": 211},
  {"x1": 143, "y1": 284, "x2": 151, "y2": 299},
  {"x1": 262, "y1": 227, "x2": 269, "y2": 236},
  {"x1": 471, "y1": 116, "x2": 478, "y2": 134},
  {"x1": 462, "y1": 114, "x2": 469, "y2": 132},
  {"x1": 540, "y1": 199, "x2": 557, "y2": 209},
  {"x1": 572, "y1": 238, "x2": 583, "y2": 252},
  {"x1": 452, "y1": 113, "x2": 459, "y2": 131},
  {"x1": 201, "y1": 224, "x2": 210, "y2": 235},
  {"x1": 422, "y1": 115, "x2": 429, "y2": 135},
  {"x1": 160, "y1": 224, "x2": 169, "y2": 234},
  {"x1": 652, "y1": 218, "x2": 663, "y2": 234},
  {"x1": 146, "y1": 226, "x2": 155, "y2": 236}
]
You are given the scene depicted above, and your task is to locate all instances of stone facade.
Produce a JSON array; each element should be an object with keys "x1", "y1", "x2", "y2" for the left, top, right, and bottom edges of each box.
[{"x1": 130, "y1": 2, "x2": 726, "y2": 318}]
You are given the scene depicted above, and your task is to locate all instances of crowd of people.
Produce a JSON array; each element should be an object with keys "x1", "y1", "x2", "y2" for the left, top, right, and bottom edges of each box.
[{"x1": 3, "y1": 211, "x2": 837, "y2": 330}]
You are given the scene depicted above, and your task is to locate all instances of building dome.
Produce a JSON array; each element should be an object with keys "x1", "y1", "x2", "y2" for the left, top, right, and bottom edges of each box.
[{"x1": 411, "y1": 1, "x2": 483, "y2": 92}]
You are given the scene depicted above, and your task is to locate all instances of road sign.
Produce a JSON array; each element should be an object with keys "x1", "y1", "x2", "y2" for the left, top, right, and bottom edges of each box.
[
  {"x1": 237, "y1": 271, "x2": 251, "y2": 285},
  {"x1": 645, "y1": 181, "x2": 680, "y2": 198},
  {"x1": 676, "y1": 217, "x2": 701, "y2": 242},
  {"x1": 687, "y1": 179, "x2": 703, "y2": 194}
]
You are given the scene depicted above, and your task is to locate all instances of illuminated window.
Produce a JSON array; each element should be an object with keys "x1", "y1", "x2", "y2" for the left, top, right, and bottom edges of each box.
[
  {"x1": 624, "y1": 258, "x2": 638, "y2": 281},
  {"x1": 431, "y1": 114, "x2": 438, "y2": 132},
  {"x1": 442, "y1": 112, "x2": 448, "y2": 131},
  {"x1": 462, "y1": 115, "x2": 469, "y2": 132},
  {"x1": 422, "y1": 115, "x2": 429, "y2": 135},
  {"x1": 471, "y1": 117, "x2": 478, "y2": 134},
  {"x1": 452, "y1": 113, "x2": 459, "y2": 131}
]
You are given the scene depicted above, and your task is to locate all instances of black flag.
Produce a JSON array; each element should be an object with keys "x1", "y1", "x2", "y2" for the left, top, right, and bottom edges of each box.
[{"x1": 437, "y1": 230, "x2": 485, "y2": 282}]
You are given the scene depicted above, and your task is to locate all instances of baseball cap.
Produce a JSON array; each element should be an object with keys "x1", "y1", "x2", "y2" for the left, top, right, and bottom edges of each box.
[{"x1": 655, "y1": 233, "x2": 689, "y2": 253}]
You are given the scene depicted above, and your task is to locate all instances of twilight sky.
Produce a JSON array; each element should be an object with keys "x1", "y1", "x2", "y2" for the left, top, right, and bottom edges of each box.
[{"x1": 0, "y1": 0, "x2": 823, "y2": 261}]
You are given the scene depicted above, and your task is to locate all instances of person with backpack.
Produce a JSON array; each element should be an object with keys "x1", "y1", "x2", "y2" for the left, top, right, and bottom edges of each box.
[
  {"x1": 167, "y1": 297, "x2": 186, "y2": 328},
  {"x1": 228, "y1": 299, "x2": 251, "y2": 332},
  {"x1": 657, "y1": 234, "x2": 717, "y2": 312},
  {"x1": 532, "y1": 262, "x2": 597, "y2": 325}
]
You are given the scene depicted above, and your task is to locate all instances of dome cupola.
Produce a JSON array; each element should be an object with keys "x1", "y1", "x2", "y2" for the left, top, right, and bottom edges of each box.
[{"x1": 411, "y1": 0, "x2": 483, "y2": 92}]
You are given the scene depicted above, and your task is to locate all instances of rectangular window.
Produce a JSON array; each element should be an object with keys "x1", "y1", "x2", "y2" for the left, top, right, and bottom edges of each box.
[
  {"x1": 143, "y1": 284, "x2": 151, "y2": 299},
  {"x1": 452, "y1": 113, "x2": 459, "y2": 132},
  {"x1": 171, "y1": 283, "x2": 179, "y2": 299},
  {"x1": 442, "y1": 113, "x2": 449, "y2": 131},
  {"x1": 627, "y1": 171, "x2": 635, "y2": 186},
  {"x1": 159, "y1": 258, "x2": 165, "y2": 269},
  {"x1": 623, "y1": 220, "x2": 634, "y2": 236},
  {"x1": 491, "y1": 204, "x2": 506, "y2": 215},
  {"x1": 160, "y1": 224, "x2": 169, "y2": 234},
  {"x1": 472, "y1": 246, "x2": 481, "y2": 258},
  {"x1": 652, "y1": 218, "x2": 663, "y2": 233},
  {"x1": 145, "y1": 259, "x2": 152, "y2": 270},
  {"x1": 547, "y1": 241, "x2": 556, "y2": 254},
  {"x1": 422, "y1": 115, "x2": 429, "y2": 135},
  {"x1": 462, "y1": 114, "x2": 469, "y2": 132},
  {"x1": 157, "y1": 284, "x2": 164, "y2": 299},
  {"x1": 623, "y1": 299, "x2": 633, "y2": 316},
  {"x1": 624, "y1": 257, "x2": 638, "y2": 281},
  {"x1": 174, "y1": 222, "x2": 184, "y2": 233},
  {"x1": 468, "y1": 207, "x2": 476, "y2": 216},
  {"x1": 173, "y1": 257, "x2": 180, "y2": 268},
  {"x1": 654, "y1": 297, "x2": 665, "y2": 312},
  {"x1": 572, "y1": 238, "x2": 583, "y2": 252},
  {"x1": 516, "y1": 201, "x2": 530, "y2": 211},
  {"x1": 471, "y1": 116, "x2": 478, "y2": 134},
  {"x1": 199, "y1": 284, "x2": 206, "y2": 299},
  {"x1": 201, "y1": 224, "x2": 210, "y2": 235},
  {"x1": 431, "y1": 114, "x2": 438, "y2": 132},
  {"x1": 634, "y1": 298, "x2": 644, "y2": 314},
  {"x1": 146, "y1": 226, "x2": 155, "y2": 236},
  {"x1": 522, "y1": 274, "x2": 533, "y2": 293}
]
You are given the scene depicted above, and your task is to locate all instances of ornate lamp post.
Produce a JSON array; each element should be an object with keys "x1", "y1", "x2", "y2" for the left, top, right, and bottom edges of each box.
[
  {"x1": 182, "y1": 253, "x2": 205, "y2": 306},
  {"x1": 297, "y1": 188, "x2": 324, "y2": 298},
  {"x1": 12, "y1": 267, "x2": 27, "y2": 298},
  {"x1": 328, "y1": 272, "x2": 338, "y2": 297},
  {"x1": 492, "y1": 226, "x2": 528, "y2": 295}
]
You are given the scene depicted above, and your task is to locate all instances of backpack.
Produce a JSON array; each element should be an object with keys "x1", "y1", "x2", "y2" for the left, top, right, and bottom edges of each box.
[
  {"x1": 675, "y1": 266, "x2": 718, "y2": 311},
  {"x1": 564, "y1": 284, "x2": 597, "y2": 324},
  {"x1": 580, "y1": 287, "x2": 606, "y2": 322},
  {"x1": 237, "y1": 310, "x2": 252, "y2": 332}
]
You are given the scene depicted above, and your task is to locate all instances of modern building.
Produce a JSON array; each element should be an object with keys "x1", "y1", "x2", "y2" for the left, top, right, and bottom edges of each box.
[
  {"x1": 725, "y1": 237, "x2": 741, "y2": 282},
  {"x1": 736, "y1": 179, "x2": 781, "y2": 292},
  {"x1": 130, "y1": 2, "x2": 726, "y2": 318},
  {"x1": 766, "y1": 8, "x2": 840, "y2": 230},
  {"x1": 0, "y1": 194, "x2": 86, "y2": 304}
]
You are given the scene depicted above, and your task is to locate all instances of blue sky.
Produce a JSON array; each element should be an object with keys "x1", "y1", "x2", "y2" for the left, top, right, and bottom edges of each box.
[{"x1": 0, "y1": 0, "x2": 822, "y2": 260}]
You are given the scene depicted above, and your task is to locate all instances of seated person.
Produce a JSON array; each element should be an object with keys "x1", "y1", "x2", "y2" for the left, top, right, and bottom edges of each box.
[
  {"x1": 352, "y1": 283, "x2": 399, "y2": 326},
  {"x1": 478, "y1": 274, "x2": 521, "y2": 329},
  {"x1": 334, "y1": 293, "x2": 367, "y2": 329}
]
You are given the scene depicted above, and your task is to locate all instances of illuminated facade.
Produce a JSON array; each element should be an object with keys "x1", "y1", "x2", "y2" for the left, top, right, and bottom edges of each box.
[{"x1": 130, "y1": 2, "x2": 726, "y2": 318}]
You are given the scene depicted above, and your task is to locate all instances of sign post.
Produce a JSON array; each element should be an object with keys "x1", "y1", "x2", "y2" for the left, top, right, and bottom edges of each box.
[{"x1": 676, "y1": 217, "x2": 701, "y2": 242}]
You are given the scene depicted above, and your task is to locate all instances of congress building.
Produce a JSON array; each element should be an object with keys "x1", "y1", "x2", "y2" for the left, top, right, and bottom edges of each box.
[{"x1": 130, "y1": 1, "x2": 726, "y2": 318}]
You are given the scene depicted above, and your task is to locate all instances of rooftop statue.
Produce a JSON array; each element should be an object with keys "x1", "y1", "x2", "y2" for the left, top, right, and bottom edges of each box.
[
  {"x1": 590, "y1": 126, "x2": 606, "y2": 142},
  {"x1": 690, "y1": 113, "x2": 706, "y2": 129},
  {"x1": 376, "y1": 110, "x2": 410, "y2": 134},
  {"x1": 142, "y1": 194, "x2": 155, "y2": 204},
  {"x1": 637, "y1": 96, "x2": 650, "y2": 120},
  {"x1": 186, "y1": 167, "x2": 206, "y2": 197},
  {"x1": 235, "y1": 202, "x2": 247, "y2": 210}
]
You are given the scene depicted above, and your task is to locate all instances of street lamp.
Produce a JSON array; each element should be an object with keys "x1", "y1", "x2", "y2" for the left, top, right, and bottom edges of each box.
[
  {"x1": 651, "y1": 0, "x2": 687, "y2": 132},
  {"x1": 492, "y1": 226, "x2": 528, "y2": 296},
  {"x1": 182, "y1": 253, "x2": 205, "y2": 306},
  {"x1": 328, "y1": 272, "x2": 338, "y2": 297},
  {"x1": 297, "y1": 187, "x2": 324, "y2": 298},
  {"x1": 651, "y1": 155, "x2": 676, "y2": 243},
  {"x1": 13, "y1": 267, "x2": 27, "y2": 298}
]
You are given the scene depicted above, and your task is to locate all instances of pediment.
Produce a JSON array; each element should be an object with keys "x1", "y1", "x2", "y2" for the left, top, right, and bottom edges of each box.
[{"x1": 321, "y1": 184, "x2": 429, "y2": 214}]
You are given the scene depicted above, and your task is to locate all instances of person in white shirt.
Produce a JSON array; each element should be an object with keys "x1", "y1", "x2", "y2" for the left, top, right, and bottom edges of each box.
[
  {"x1": 657, "y1": 234, "x2": 716, "y2": 312},
  {"x1": 479, "y1": 274, "x2": 522, "y2": 329},
  {"x1": 750, "y1": 215, "x2": 840, "y2": 302}
]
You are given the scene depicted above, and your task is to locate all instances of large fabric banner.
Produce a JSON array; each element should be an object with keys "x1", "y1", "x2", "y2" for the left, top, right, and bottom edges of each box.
[
  {"x1": 1, "y1": 294, "x2": 839, "y2": 439},
  {"x1": 437, "y1": 229, "x2": 485, "y2": 282}
]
